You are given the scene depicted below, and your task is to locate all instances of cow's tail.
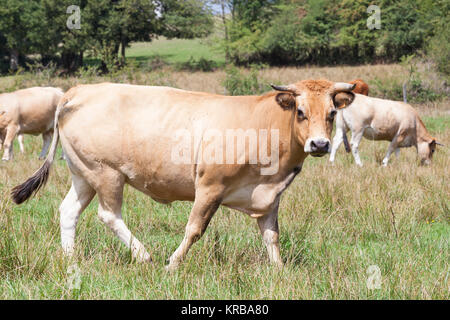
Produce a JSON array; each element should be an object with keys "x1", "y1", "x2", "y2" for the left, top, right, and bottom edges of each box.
[
  {"x1": 11, "y1": 99, "x2": 66, "y2": 204},
  {"x1": 343, "y1": 131, "x2": 351, "y2": 153}
]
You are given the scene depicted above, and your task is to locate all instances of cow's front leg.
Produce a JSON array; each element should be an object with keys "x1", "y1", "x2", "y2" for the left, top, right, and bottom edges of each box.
[
  {"x1": 166, "y1": 186, "x2": 223, "y2": 271},
  {"x1": 257, "y1": 202, "x2": 283, "y2": 268},
  {"x1": 382, "y1": 135, "x2": 399, "y2": 167},
  {"x1": 2, "y1": 125, "x2": 19, "y2": 161}
]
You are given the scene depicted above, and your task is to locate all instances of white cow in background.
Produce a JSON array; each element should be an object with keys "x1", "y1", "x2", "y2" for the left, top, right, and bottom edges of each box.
[{"x1": 329, "y1": 94, "x2": 442, "y2": 166}]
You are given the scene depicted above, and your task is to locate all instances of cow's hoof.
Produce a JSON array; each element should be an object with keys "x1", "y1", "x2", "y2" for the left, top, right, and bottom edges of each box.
[
  {"x1": 136, "y1": 252, "x2": 152, "y2": 263},
  {"x1": 2, "y1": 158, "x2": 10, "y2": 162},
  {"x1": 165, "y1": 263, "x2": 179, "y2": 273}
]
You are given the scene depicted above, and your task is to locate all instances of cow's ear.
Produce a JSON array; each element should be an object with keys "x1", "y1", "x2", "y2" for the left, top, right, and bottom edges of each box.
[
  {"x1": 275, "y1": 93, "x2": 296, "y2": 110},
  {"x1": 333, "y1": 92, "x2": 355, "y2": 109},
  {"x1": 430, "y1": 138, "x2": 444, "y2": 147},
  {"x1": 0, "y1": 111, "x2": 5, "y2": 116}
]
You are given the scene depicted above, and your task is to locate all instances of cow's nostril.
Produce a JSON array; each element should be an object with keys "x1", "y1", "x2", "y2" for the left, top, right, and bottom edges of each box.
[{"x1": 310, "y1": 140, "x2": 329, "y2": 152}]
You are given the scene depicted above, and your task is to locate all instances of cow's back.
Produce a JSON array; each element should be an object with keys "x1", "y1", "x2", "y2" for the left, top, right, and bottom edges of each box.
[
  {"x1": 59, "y1": 84, "x2": 256, "y2": 201},
  {"x1": 344, "y1": 94, "x2": 417, "y2": 141}
]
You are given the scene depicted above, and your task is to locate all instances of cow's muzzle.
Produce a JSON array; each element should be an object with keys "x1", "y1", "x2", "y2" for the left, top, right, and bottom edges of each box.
[{"x1": 304, "y1": 137, "x2": 331, "y2": 157}]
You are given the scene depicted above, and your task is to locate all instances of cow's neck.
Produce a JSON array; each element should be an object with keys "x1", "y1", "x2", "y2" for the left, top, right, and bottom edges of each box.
[
  {"x1": 416, "y1": 115, "x2": 432, "y2": 143},
  {"x1": 254, "y1": 95, "x2": 307, "y2": 177}
]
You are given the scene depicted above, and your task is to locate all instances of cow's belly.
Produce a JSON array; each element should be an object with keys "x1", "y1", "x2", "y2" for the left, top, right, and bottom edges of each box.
[
  {"x1": 122, "y1": 162, "x2": 196, "y2": 203},
  {"x1": 362, "y1": 126, "x2": 394, "y2": 141},
  {"x1": 222, "y1": 166, "x2": 301, "y2": 217},
  {"x1": 19, "y1": 118, "x2": 53, "y2": 135}
]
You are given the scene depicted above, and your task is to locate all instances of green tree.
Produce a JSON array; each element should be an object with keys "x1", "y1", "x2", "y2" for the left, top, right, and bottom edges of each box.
[
  {"x1": 160, "y1": 0, "x2": 214, "y2": 39},
  {"x1": 0, "y1": 0, "x2": 41, "y2": 70}
]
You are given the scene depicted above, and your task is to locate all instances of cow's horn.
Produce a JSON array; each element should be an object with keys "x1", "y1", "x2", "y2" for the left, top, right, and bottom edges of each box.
[
  {"x1": 436, "y1": 142, "x2": 444, "y2": 146},
  {"x1": 333, "y1": 82, "x2": 356, "y2": 92},
  {"x1": 270, "y1": 84, "x2": 297, "y2": 94}
]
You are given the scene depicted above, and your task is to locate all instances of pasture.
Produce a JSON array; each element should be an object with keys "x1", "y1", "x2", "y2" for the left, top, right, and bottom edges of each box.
[{"x1": 0, "y1": 63, "x2": 448, "y2": 299}]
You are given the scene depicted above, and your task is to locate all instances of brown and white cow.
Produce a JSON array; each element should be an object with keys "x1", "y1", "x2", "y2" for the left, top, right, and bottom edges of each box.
[
  {"x1": 12, "y1": 80, "x2": 356, "y2": 270},
  {"x1": 329, "y1": 94, "x2": 442, "y2": 166},
  {"x1": 0, "y1": 87, "x2": 64, "y2": 161}
]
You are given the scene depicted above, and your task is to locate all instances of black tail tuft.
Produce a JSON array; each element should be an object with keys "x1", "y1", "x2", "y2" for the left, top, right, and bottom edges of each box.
[{"x1": 11, "y1": 160, "x2": 52, "y2": 204}]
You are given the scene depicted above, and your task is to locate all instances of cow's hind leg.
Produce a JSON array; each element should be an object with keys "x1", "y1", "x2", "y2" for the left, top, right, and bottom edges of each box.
[
  {"x1": 330, "y1": 127, "x2": 345, "y2": 163},
  {"x1": 330, "y1": 112, "x2": 347, "y2": 163},
  {"x1": 257, "y1": 201, "x2": 283, "y2": 268},
  {"x1": 96, "y1": 169, "x2": 151, "y2": 262},
  {"x1": 166, "y1": 186, "x2": 223, "y2": 271},
  {"x1": 60, "y1": 174, "x2": 96, "y2": 255},
  {"x1": 2, "y1": 125, "x2": 19, "y2": 161},
  {"x1": 39, "y1": 131, "x2": 52, "y2": 160},
  {"x1": 350, "y1": 130, "x2": 364, "y2": 167},
  {"x1": 18, "y1": 134, "x2": 25, "y2": 153}
]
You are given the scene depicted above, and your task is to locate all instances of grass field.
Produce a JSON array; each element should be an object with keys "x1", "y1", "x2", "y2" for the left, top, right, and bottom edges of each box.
[
  {"x1": 126, "y1": 38, "x2": 225, "y2": 66},
  {"x1": 0, "y1": 62, "x2": 448, "y2": 299}
]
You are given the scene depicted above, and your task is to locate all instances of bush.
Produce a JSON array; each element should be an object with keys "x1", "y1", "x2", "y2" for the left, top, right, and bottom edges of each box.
[
  {"x1": 427, "y1": 27, "x2": 450, "y2": 81},
  {"x1": 222, "y1": 65, "x2": 269, "y2": 96},
  {"x1": 369, "y1": 77, "x2": 404, "y2": 101},
  {"x1": 370, "y1": 75, "x2": 444, "y2": 104},
  {"x1": 175, "y1": 57, "x2": 217, "y2": 72}
]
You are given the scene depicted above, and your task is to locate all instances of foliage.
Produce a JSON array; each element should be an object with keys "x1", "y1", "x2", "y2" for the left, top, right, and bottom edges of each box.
[
  {"x1": 161, "y1": 0, "x2": 214, "y2": 39},
  {"x1": 0, "y1": 0, "x2": 213, "y2": 73},
  {"x1": 222, "y1": 64, "x2": 268, "y2": 95},
  {"x1": 222, "y1": 0, "x2": 450, "y2": 67},
  {"x1": 370, "y1": 56, "x2": 445, "y2": 103},
  {"x1": 175, "y1": 57, "x2": 217, "y2": 72}
]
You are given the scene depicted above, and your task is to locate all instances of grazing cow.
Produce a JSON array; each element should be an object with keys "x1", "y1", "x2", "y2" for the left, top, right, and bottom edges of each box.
[
  {"x1": 11, "y1": 81, "x2": 356, "y2": 270},
  {"x1": 0, "y1": 87, "x2": 64, "y2": 161},
  {"x1": 329, "y1": 94, "x2": 442, "y2": 166}
]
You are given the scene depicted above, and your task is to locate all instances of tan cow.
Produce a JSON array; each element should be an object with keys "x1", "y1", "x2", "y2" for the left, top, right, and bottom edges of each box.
[
  {"x1": 329, "y1": 94, "x2": 442, "y2": 166},
  {"x1": 12, "y1": 81, "x2": 356, "y2": 270},
  {"x1": 0, "y1": 87, "x2": 64, "y2": 161}
]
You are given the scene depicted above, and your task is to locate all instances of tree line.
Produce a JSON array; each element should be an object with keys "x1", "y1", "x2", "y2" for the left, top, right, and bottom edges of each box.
[
  {"x1": 0, "y1": 0, "x2": 448, "y2": 76},
  {"x1": 216, "y1": 0, "x2": 449, "y2": 75},
  {"x1": 0, "y1": 0, "x2": 213, "y2": 73}
]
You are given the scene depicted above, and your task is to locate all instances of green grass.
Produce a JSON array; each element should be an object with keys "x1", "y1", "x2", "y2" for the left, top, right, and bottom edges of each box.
[
  {"x1": 126, "y1": 38, "x2": 225, "y2": 66},
  {"x1": 0, "y1": 64, "x2": 448, "y2": 299},
  {"x1": 0, "y1": 112, "x2": 448, "y2": 299}
]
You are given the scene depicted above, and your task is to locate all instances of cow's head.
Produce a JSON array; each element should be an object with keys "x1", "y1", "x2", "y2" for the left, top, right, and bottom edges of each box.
[
  {"x1": 418, "y1": 136, "x2": 443, "y2": 165},
  {"x1": 272, "y1": 80, "x2": 355, "y2": 157}
]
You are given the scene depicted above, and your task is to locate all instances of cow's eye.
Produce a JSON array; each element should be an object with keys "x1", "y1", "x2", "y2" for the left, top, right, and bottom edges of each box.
[
  {"x1": 297, "y1": 108, "x2": 306, "y2": 120},
  {"x1": 328, "y1": 110, "x2": 337, "y2": 121}
]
